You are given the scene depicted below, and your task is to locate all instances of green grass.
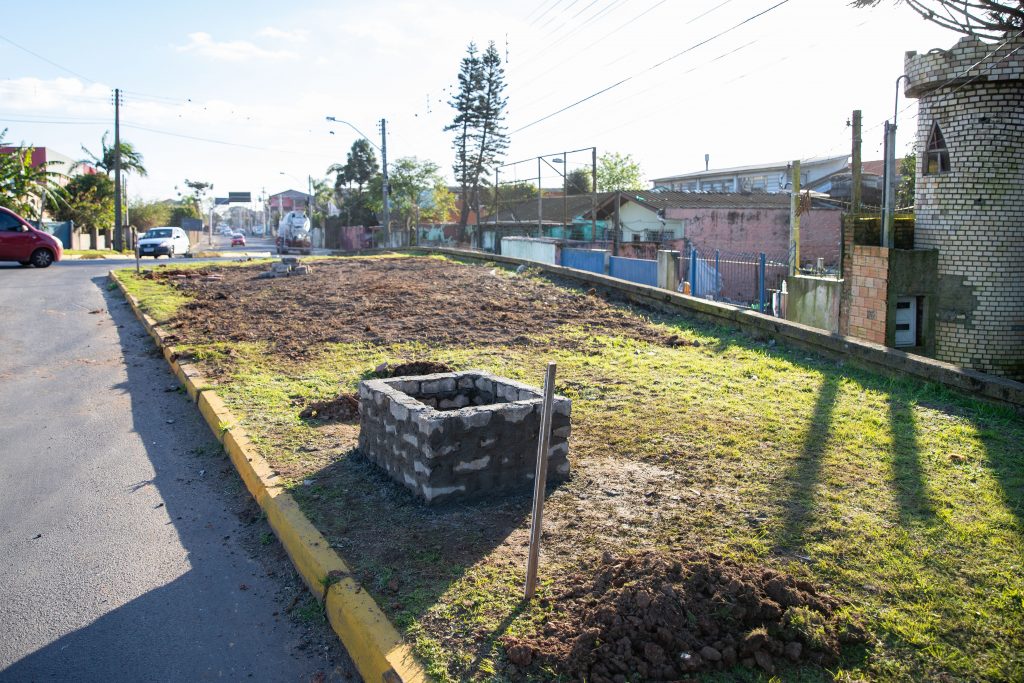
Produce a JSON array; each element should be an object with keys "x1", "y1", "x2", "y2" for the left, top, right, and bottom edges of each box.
[
  {"x1": 66, "y1": 249, "x2": 132, "y2": 258},
  {"x1": 117, "y1": 257, "x2": 1024, "y2": 682}
]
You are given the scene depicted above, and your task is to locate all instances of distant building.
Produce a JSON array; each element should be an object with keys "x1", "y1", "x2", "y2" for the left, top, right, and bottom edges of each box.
[{"x1": 651, "y1": 155, "x2": 849, "y2": 194}]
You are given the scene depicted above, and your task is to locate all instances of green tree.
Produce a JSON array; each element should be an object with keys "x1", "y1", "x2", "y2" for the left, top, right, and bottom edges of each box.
[
  {"x1": 328, "y1": 139, "x2": 380, "y2": 226},
  {"x1": 0, "y1": 133, "x2": 69, "y2": 219},
  {"x1": 896, "y1": 152, "x2": 917, "y2": 210},
  {"x1": 367, "y1": 157, "x2": 448, "y2": 231},
  {"x1": 566, "y1": 168, "x2": 592, "y2": 195},
  {"x1": 421, "y1": 181, "x2": 457, "y2": 225},
  {"x1": 311, "y1": 178, "x2": 334, "y2": 228},
  {"x1": 77, "y1": 131, "x2": 148, "y2": 177},
  {"x1": 179, "y1": 179, "x2": 213, "y2": 218},
  {"x1": 851, "y1": 1, "x2": 1022, "y2": 40},
  {"x1": 446, "y1": 41, "x2": 509, "y2": 236},
  {"x1": 129, "y1": 199, "x2": 172, "y2": 231},
  {"x1": 54, "y1": 174, "x2": 115, "y2": 234},
  {"x1": 597, "y1": 152, "x2": 645, "y2": 192}
]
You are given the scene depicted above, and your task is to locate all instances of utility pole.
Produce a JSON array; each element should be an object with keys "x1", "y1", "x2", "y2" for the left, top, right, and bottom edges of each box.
[
  {"x1": 537, "y1": 157, "x2": 542, "y2": 236},
  {"x1": 788, "y1": 160, "x2": 801, "y2": 276},
  {"x1": 613, "y1": 190, "x2": 620, "y2": 256},
  {"x1": 591, "y1": 147, "x2": 597, "y2": 243},
  {"x1": 851, "y1": 110, "x2": 862, "y2": 214},
  {"x1": 562, "y1": 151, "x2": 567, "y2": 238},
  {"x1": 380, "y1": 118, "x2": 390, "y2": 245},
  {"x1": 113, "y1": 88, "x2": 123, "y2": 252}
]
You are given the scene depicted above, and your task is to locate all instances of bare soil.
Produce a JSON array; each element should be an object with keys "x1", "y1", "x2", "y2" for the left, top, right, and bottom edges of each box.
[
  {"x1": 155, "y1": 258, "x2": 671, "y2": 357},
  {"x1": 299, "y1": 393, "x2": 360, "y2": 422},
  {"x1": 502, "y1": 551, "x2": 862, "y2": 683}
]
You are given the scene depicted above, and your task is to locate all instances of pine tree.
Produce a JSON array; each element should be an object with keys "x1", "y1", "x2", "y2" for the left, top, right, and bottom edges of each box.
[{"x1": 446, "y1": 41, "x2": 508, "y2": 238}]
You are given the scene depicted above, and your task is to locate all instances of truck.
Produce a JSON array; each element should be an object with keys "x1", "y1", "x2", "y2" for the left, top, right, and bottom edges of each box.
[{"x1": 276, "y1": 211, "x2": 312, "y2": 255}]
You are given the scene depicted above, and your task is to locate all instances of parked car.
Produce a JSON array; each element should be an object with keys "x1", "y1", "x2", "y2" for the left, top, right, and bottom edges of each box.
[
  {"x1": 0, "y1": 206, "x2": 63, "y2": 268},
  {"x1": 231, "y1": 233, "x2": 246, "y2": 247},
  {"x1": 138, "y1": 227, "x2": 190, "y2": 258}
]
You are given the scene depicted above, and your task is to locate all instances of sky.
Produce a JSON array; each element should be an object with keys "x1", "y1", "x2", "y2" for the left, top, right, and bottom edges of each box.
[{"x1": 0, "y1": 0, "x2": 964, "y2": 205}]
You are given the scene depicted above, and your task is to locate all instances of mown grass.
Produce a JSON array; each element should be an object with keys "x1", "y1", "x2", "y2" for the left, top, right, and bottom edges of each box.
[
  {"x1": 115, "y1": 257, "x2": 1024, "y2": 682},
  {"x1": 66, "y1": 248, "x2": 133, "y2": 258}
]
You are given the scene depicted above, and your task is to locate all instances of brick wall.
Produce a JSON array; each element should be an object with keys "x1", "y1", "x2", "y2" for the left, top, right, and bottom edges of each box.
[
  {"x1": 845, "y1": 245, "x2": 889, "y2": 344},
  {"x1": 905, "y1": 36, "x2": 1024, "y2": 379},
  {"x1": 667, "y1": 207, "x2": 842, "y2": 265}
]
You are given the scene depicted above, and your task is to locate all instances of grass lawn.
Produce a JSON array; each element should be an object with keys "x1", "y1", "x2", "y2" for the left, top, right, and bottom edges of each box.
[
  {"x1": 65, "y1": 248, "x2": 133, "y2": 258},
  {"x1": 117, "y1": 255, "x2": 1024, "y2": 682}
]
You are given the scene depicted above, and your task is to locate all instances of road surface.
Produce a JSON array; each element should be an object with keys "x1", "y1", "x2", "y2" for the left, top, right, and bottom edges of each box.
[{"x1": 0, "y1": 258, "x2": 356, "y2": 682}]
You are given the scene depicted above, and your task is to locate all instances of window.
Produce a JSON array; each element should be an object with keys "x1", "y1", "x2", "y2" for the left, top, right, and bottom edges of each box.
[
  {"x1": 924, "y1": 122, "x2": 950, "y2": 175},
  {"x1": 0, "y1": 212, "x2": 24, "y2": 231}
]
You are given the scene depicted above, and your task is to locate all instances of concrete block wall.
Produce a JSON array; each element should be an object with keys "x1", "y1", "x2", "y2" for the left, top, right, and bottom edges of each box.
[
  {"x1": 786, "y1": 275, "x2": 841, "y2": 334},
  {"x1": 844, "y1": 245, "x2": 889, "y2": 344},
  {"x1": 500, "y1": 237, "x2": 559, "y2": 265},
  {"x1": 905, "y1": 35, "x2": 1024, "y2": 379},
  {"x1": 357, "y1": 371, "x2": 571, "y2": 505}
]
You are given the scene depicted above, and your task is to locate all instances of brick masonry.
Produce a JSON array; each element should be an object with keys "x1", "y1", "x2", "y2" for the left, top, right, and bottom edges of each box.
[
  {"x1": 845, "y1": 245, "x2": 889, "y2": 344},
  {"x1": 357, "y1": 371, "x2": 571, "y2": 504},
  {"x1": 905, "y1": 36, "x2": 1024, "y2": 379}
]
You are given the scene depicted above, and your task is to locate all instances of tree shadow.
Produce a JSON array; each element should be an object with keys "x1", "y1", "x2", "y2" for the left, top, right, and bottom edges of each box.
[
  {"x1": 969, "y1": 409, "x2": 1024, "y2": 538},
  {"x1": 774, "y1": 374, "x2": 841, "y2": 551},
  {"x1": 888, "y1": 396, "x2": 937, "y2": 525}
]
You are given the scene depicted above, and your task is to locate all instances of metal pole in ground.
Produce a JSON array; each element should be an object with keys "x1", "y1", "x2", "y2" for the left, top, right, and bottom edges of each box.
[
  {"x1": 714, "y1": 249, "x2": 720, "y2": 300},
  {"x1": 525, "y1": 362, "x2": 557, "y2": 601},
  {"x1": 759, "y1": 252, "x2": 766, "y2": 313}
]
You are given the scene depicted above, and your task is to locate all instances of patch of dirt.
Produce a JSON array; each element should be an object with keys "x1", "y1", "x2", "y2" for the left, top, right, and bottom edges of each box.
[
  {"x1": 299, "y1": 393, "x2": 360, "y2": 422},
  {"x1": 502, "y1": 550, "x2": 863, "y2": 682},
  {"x1": 163, "y1": 258, "x2": 673, "y2": 358},
  {"x1": 381, "y1": 360, "x2": 454, "y2": 377}
]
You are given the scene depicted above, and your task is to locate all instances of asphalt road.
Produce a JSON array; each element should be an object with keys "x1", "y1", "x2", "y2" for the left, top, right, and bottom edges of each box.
[{"x1": 0, "y1": 258, "x2": 356, "y2": 681}]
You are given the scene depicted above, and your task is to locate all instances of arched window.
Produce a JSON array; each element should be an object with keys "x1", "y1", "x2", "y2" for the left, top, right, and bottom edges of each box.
[{"x1": 924, "y1": 122, "x2": 950, "y2": 175}]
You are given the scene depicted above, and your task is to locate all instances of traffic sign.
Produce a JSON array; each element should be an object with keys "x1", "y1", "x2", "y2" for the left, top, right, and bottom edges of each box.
[{"x1": 228, "y1": 192, "x2": 251, "y2": 203}]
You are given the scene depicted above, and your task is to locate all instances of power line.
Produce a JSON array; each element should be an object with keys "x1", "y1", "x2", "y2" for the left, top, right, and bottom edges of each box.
[
  {"x1": 0, "y1": 33, "x2": 96, "y2": 84},
  {"x1": 513, "y1": 0, "x2": 791, "y2": 133}
]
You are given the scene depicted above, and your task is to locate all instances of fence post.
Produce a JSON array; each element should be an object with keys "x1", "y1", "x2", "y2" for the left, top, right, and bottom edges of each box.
[
  {"x1": 758, "y1": 252, "x2": 766, "y2": 313},
  {"x1": 689, "y1": 247, "x2": 699, "y2": 297},
  {"x1": 714, "y1": 249, "x2": 720, "y2": 300}
]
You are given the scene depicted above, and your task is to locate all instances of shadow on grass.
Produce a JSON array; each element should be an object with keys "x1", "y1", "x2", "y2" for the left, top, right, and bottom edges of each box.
[
  {"x1": 888, "y1": 396, "x2": 937, "y2": 525},
  {"x1": 290, "y1": 448, "x2": 535, "y2": 633},
  {"x1": 971, "y1": 409, "x2": 1024, "y2": 538},
  {"x1": 774, "y1": 373, "x2": 841, "y2": 550}
]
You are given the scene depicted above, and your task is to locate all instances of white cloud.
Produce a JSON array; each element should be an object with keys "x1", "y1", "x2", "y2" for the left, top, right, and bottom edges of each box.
[
  {"x1": 256, "y1": 27, "x2": 309, "y2": 42},
  {"x1": 176, "y1": 32, "x2": 298, "y2": 62}
]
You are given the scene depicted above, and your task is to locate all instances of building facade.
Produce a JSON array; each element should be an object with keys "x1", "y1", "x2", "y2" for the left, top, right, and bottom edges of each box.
[{"x1": 905, "y1": 35, "x2": 1024, "y2": 379}]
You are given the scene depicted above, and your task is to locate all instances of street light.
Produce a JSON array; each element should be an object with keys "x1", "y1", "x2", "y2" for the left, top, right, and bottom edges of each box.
[{"x1": 326, "y1": 115, "x2": 389, "y2": 243}]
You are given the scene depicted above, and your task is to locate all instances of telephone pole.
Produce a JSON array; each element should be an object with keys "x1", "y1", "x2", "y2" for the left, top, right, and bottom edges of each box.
[
  {"x1": 113, "y1": 88, "x2": 123, "y2": 252},
  {"x1": 851, "y1": 110, "x2": 862, "y2": 214},
  {"x1": 380, "y1": 118, "x2": 390, "y2": 244}
]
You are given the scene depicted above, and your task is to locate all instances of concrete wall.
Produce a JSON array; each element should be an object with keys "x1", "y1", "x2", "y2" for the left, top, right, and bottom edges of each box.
[
  {"x1": 500, "y1": 236, "x2": 559, "y2": 265},
  {"x1": 886, "y1": 248, "x2": 938, "y2": 355},
  {"x1": 906, "y1": 35, "x2": 1024, "y2": 379},
  {"x1": 413, "y1": 247, "x2": 1024, "y2": 410},
  {"x1": 618, "y1": 202, "x2": 684, "y2": 240},
  {"x1": 665, "y1": 207, "x2": 842, "y2": 266},
  {"x1": 786, "y1": 275, "x2": 841, "y2": 333}
]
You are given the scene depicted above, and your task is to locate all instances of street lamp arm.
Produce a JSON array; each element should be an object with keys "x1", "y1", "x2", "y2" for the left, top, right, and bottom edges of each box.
[{"x1": 325, "y1": 116, "x2": 381, "y2": 151}]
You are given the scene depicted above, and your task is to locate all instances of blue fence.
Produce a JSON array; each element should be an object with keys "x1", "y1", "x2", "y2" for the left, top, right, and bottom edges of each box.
[
  {"x1": 30, "y1": 220, "x2": 73, "y2": 248},
  {"x1": 609, "y1": 255, "x2": 658, "y2": 287},
  {"x1": 561, "y1": 248, "x2": 606, "y2": 275}
]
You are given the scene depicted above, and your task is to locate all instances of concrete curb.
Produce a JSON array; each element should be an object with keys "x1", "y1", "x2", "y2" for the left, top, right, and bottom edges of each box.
[{"x1": 108, "y1": 270, "x2": 426, "y2": 683}]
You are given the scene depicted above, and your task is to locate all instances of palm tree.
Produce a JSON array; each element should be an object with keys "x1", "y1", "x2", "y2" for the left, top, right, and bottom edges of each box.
[
  {"x1": 0, "y1": 130, "x2": 68, "y2": 220},
  {"x1": 77, "y1": 131, "x2": 148, "y2": 177}
]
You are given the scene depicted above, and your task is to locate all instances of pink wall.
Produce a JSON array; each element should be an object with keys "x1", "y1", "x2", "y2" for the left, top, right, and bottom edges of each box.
[{"x1": 664, "y1": 207, "x2": 842, "y2": 266}]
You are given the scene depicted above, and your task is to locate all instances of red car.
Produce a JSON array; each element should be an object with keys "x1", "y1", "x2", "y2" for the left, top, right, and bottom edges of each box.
[
  {"x1": 0, "y1": 206, "x2": 63, "y2": 268},
  {"x1": 231, "y1": 233, "x2": 246, "y2": 247}
]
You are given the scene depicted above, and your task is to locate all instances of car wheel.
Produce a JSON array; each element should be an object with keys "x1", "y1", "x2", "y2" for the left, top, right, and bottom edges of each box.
[{"x1": 30, "y1": 249, "x2": 54, "y2": 268}]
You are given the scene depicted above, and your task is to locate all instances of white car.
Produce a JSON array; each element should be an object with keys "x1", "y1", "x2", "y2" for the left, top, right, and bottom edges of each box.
[{"x1": 138, "y1": 227, "x2": 190, "y2": 258}]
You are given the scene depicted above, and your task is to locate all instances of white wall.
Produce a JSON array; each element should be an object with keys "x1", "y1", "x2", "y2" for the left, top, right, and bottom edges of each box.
[
  {"x1": 500, "y1": 237, "x2": 558, "y2": 265},
  {"x1": 618, "y1": 203, "x2": 684, "y2": 240}
]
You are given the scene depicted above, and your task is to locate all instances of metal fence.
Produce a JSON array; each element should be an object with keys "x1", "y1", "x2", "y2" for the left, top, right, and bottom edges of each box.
[{"x1": 680, "y1": 248, "x2": 788, "y2": 310}]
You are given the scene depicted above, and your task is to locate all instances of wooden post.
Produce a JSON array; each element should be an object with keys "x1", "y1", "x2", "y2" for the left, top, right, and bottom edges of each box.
[{"x1": 524, "y1": 362, "x2": 557, "y2": 601}]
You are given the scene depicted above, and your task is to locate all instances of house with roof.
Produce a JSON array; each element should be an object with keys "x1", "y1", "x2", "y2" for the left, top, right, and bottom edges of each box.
[{"x1": 651, "y1": 155, "x2": 849, "y2": 194}]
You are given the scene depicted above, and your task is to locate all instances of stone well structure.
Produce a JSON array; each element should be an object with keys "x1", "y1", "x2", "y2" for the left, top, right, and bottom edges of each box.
[
  {"x1": 905, "y1": 35, "x2": 1024, "y2": 379},
  {"x1": 357, "y1": 371, "x2": 571, "y2": 504}
]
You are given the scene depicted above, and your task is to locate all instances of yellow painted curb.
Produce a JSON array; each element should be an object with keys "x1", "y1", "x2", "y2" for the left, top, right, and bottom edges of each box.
[{"x1": 109, "y1": 269, "x2": 427, "y2": 683}]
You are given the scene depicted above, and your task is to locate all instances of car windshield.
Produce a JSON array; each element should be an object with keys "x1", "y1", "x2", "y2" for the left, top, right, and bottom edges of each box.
[{"x1": 144, "y1": 229, "x2": 173, "y2": 239}]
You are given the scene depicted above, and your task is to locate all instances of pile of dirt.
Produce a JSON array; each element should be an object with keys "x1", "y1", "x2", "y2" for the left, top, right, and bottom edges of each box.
[
  {"x1": 502, "y1": 551, "x2": 863, "y2": 682},
  {"x1": 299, "y1": 393, "x2": 360, "y2": 422},
  {"x1": 380, "y1": 361, "x2": 454, "y2": 377},
  {"x1": 162, "y1": 258, "x2": 675, "y2": 358}
]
